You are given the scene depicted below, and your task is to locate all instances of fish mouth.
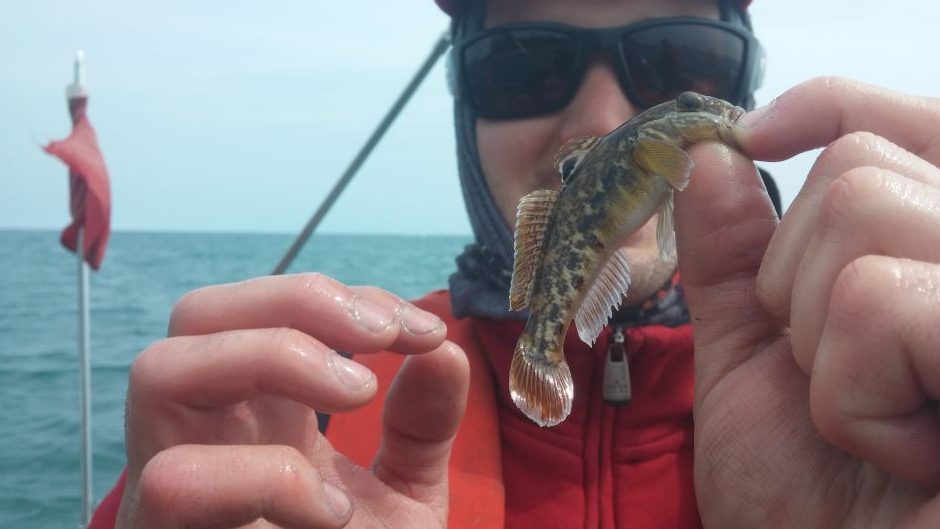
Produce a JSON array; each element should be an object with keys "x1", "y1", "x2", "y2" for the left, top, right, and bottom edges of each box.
[
  {"x1": 716, "y1": 105, "x2": 746, "y2": 146},
  {"x1": 717, "y1": 105, "x2": 747, "y2": 147}
]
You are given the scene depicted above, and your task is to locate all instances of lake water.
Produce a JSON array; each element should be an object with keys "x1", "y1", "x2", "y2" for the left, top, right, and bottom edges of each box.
[{"x1": 0, "y1": 229, "x2": 469, "y2": 527}]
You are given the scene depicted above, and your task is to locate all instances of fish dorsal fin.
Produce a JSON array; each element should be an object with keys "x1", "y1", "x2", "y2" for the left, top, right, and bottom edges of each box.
[
  {"x1": 634, "y1": 138, "x2": 694, "y2": 191},
  {"x1": 553, "y1": 136, "x2": 601, "y2": 183},
  {"x1": 509, "y1": 189, "x2": 559, "y2": 311},
  {"x1": 656, "y1": 189, "x2": 677, "y2": 262},
  {"x1": 574, "y1": 248, "x2": 632, "y2": 346}
]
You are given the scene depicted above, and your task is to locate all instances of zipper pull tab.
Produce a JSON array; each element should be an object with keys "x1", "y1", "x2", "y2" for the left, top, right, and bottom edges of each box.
[{"x1": 603, "y1": 325, "x2": 631, "y2": 405}]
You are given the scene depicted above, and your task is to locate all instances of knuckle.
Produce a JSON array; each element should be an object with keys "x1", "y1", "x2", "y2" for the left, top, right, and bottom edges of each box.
[
  {"x1": 289, "y1": 273, "x2": 353, "y2": 321},
  {"x1": 355, "y1": 285, "x2": 399, "y2": 303},
  {"x1": 268, "y1": 327, "x2": 316, "y2": 358},
  {"x1": 270, "y1": 443, "x2": 307, "y2": 466},
  {"x1": 293, "y1": 272, "x2": 340, "y2": 298},
  {"x1": 273, "y1": 445, "x2": 315, "y2": 491},
  {"x1": 817, "y1": 167, "x2": 883, "y2": 233},
  {"x1": 137, "y1": 446, "x2": 195, "y2": 510},
  {"x1": 358, "y1": 287, "x2": 404, "y2": 322},
  {"x1": 802, "y1": 75, "x2": 854, "y2": 97},
  {"x1": 128, "y1": 338, "x2": 175, "y2": 396},
  {"x1": 782, "y1": 75, "x2": 853, "y2": 110},
  {"x1": 168, "y1": 287, "x2": 209, "y2": 335},
  {"x1": 255, "y1": 445, "x2": 319, "y2": 508},
  {"x1": 838, "y1": 165, "x2": 886, "y2": 189},
  {"x1": 755, "y1": 268, "x2": 788, "y2": 318},
  {"x1": 828, "y1": 255, "x2": 885, "y2": 329},
  {"x1": 818, "y1": 131, "x2": 880, "y2": 169}
]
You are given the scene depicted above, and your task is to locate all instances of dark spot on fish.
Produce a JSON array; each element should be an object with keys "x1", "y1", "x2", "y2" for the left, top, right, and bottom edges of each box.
[
  {"x1": 566, "y1": 253, "x2": 580, "y2": 270},
  {"x1": 677, "y1": 91, "x2": 704, "y2": 111},
  {"x1": 545, "y1": 301, "x2": 561, "y2": 322},
  {"x1": 572, "y1": 275, "x2": 584, "y2": 289},
  {"x1": 556, "y1": 322, "x2": 564, "y2": 335}
]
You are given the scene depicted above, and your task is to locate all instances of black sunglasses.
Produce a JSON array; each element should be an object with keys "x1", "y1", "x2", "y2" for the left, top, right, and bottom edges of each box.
[{"x1": 453, "y1": 17, "x2": 764, "y2": 119}]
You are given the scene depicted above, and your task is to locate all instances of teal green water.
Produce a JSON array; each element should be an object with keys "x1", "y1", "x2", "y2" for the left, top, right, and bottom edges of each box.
[{"x1": 0, "y1": 229, "x2": 469, "y2": 527}]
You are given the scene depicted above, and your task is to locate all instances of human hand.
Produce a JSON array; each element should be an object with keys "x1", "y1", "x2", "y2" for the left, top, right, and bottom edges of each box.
[
  {"x1": 116, "y1": 273, "x2": 469, "y2": 528},
  {"x1": 675, "y1": 77, "x2": 940, "y2": 528}
]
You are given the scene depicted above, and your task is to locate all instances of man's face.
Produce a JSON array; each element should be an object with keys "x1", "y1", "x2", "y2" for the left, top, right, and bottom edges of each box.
[{"x1": 475, "y1": 0, "x2": 719, "y2": 306}]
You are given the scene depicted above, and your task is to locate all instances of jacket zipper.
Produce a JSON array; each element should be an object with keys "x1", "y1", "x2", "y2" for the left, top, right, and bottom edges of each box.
[{"x1": 603, "y1": 324, "x2": 631, "y2": 404}]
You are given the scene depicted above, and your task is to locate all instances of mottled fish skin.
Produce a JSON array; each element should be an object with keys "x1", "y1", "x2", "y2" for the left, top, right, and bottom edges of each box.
[{"x1": 509, "y1": 92, "x2": 744, "y2": 427}]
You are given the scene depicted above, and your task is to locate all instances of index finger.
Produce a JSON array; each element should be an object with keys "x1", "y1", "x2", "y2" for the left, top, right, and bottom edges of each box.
[
  {"x1": 168, "y1": 273, "x2": 446, "y2": 355},
  {"x1": 734, "y1": 77, "x2": 940, "y2": 164}
]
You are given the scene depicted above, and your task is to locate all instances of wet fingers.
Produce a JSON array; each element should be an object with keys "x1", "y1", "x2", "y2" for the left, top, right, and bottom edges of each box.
[
  {"x1": 133, "y1": 444, "x2": 351, "y2": 529},
  {"x1": 351, "y1": 286, "x2": 447, "y2": 353},
  {"x1": 756, "y1": 132, "x2": 940, "y2": 323},
  {"x1": 810, "y1": 256, "x2": 940, "y2": 489},
  {"x1": 788, "y1": 168, "x2": 940, "y2": 372},
  {"x1": 131, "y1": 327, "x2": 377, "y2": 412},
  {"x1": 168, "y1": 273, "x2": 445, "y2": 355}
]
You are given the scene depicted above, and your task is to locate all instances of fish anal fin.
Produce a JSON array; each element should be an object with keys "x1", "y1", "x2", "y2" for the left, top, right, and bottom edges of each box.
[
  {"x1": 656, "y1": 190, "x2": 677, "y2": 262},
  {"x1": 509, "y1": 336, "x2": 573, "y2": 427},
  {"x1": 574, "y1": 248, "x2": 632, "y2": 345},
  {"x1": 553, "y1": 136, "x2": 601, "y2": 182},
  {"x1": 509, "y1": 189, "x2": 559, "y2": 310},
  {"x1": 634, "y1": 138, "x2": 694, "y2": 191}
]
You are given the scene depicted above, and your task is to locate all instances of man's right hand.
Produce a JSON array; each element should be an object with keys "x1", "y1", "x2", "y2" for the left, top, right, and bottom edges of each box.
[{"x1": 116, "y1": 273, "x2": 469, "y2": 528}]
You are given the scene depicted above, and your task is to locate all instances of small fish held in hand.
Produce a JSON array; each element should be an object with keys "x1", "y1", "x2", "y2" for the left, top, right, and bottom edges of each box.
[{"x1": 508, "y1": 91, "x2": 745, "y2": 427}]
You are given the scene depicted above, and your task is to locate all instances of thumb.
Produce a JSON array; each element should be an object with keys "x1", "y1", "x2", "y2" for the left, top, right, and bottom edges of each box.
[
  {"x1": 372, "y1": 340, "x2": 469, "y2": 512},
  {"x1": 674, "y1": 142, "x2": 780, "y2": 397}
]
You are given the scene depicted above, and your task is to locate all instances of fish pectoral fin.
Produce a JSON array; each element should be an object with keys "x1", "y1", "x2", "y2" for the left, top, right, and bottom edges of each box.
[
  {"x1": 553, "y1": 136, "x2": 601, "y2": 183},
  {"x1": 574, "y1": 248, "x2": 632, "y2": 346},
  {"x1": 656, "y1": 190, "x2": 677, "y2": 262},
  {"x1": 510, "y1": 189, "x2": 559, "y2": 310},
  {"x1": 634, "y1": 138, "x2": 694, "y2": 191},
  {"x1": 509, "y1": 336, "x2": 573, "y2": 427}
]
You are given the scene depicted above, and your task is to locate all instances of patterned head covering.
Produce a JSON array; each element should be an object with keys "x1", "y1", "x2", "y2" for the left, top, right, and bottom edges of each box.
[{"x1": 446, "y1": 0, "x2": 757, "y2": 325}]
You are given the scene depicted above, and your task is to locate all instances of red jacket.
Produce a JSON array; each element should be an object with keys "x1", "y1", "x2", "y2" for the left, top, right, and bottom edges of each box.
[{"x1": 90, "y1": 290, "x2": 700, "y2": 529}]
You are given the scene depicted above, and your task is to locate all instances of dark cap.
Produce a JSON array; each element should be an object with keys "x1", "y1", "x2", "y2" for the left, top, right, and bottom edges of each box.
[{"x1": 435, "y1": 0, "x2": 753, "y2": 17}]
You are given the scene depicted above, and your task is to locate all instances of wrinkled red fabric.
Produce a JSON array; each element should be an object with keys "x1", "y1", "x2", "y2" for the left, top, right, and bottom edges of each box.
[
  {"x1": 44, "y1": 96, "x2": 111, "y2": 270},
  {"x1": 90, "y1": 290, "x2": 700, "y2": 528},
  {"x1": 478, "y1": 320, "x2": 700, "y2": 528},
  {"x1": 332, "y1": 290, "x2": 701, "y2": 529},
  {"x1": 87, "y1": 470, "x2": 124, "y2": 529}
]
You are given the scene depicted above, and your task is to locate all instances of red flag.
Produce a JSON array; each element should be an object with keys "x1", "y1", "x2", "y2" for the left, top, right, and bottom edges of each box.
[{"x1": 44, "y1": 96, "x2": 111, "y2": 270}]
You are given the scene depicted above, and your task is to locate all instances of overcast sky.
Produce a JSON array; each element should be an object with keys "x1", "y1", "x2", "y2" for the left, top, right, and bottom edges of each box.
[{"x1": 1, "y1": 1, "x2": 937, "y2": 235}]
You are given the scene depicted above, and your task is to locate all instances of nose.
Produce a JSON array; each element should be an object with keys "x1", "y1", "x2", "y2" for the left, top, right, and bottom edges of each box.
[{"x1": 557, "y1": 56, "x2": 640, "y2": 141}]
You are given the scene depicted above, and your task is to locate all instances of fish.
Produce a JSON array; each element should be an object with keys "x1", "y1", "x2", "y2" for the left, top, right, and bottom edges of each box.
[{"x1": 508, "y1": 91, "x2": 745, "y2": 427}]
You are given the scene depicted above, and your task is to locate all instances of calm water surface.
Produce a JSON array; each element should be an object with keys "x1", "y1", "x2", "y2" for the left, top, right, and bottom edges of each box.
[{"x1": 0, "y1": 230, "x2": 469, "y2": 527}]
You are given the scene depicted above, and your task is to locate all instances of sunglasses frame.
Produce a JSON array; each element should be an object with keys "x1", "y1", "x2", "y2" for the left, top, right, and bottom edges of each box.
[{"x1": 454, "y1": 16, "x2": 765, "y2": 119}]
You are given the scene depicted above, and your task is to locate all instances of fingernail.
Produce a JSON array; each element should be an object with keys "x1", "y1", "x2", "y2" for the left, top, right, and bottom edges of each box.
[
  {"x1": 348, "y1": 295, "x2": 391, "y2": 333},
  {"x1": 322, "y1": 480, "x2": 351, "y2": 518},
  {"x1": 329, "y1": 353, "x2": 374, "y2": 390},
  {"x1": 736, "y1": 98, "x2": 776, "y2": 129},
  {"x1": 399, "y1": 302, "x2": 445, "y2": 336}
]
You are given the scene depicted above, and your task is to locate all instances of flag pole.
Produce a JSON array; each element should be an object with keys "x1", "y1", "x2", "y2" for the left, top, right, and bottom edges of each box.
[
  {"x1": 68, "y1": 50, "x2": 94, "y2": 527},
  {"x1": 77, "y1": 226, "x2": 94, "y2": 526},
  {"x1": 271, "y1": 30, "x2": 451, "y2": 275}
]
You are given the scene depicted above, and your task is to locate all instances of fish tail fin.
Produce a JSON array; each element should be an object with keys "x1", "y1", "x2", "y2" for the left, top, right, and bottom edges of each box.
[{"x1": 509, "y1": 336, "x2": 573, "y2": 427}]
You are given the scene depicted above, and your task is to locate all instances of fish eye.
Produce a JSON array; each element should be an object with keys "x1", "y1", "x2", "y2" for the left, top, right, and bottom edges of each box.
[{"x1": 677, "y1": 92, "x2": 704, "y2": 111}]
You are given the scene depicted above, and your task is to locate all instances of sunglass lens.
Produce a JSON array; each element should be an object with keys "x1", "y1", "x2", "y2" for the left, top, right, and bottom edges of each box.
[
  {"x1": 622, "y1": 24, "x2": 746, "y2": 107},
  {"x1": 463, "y1": 30, "x2": 580, "y2": 118}
]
